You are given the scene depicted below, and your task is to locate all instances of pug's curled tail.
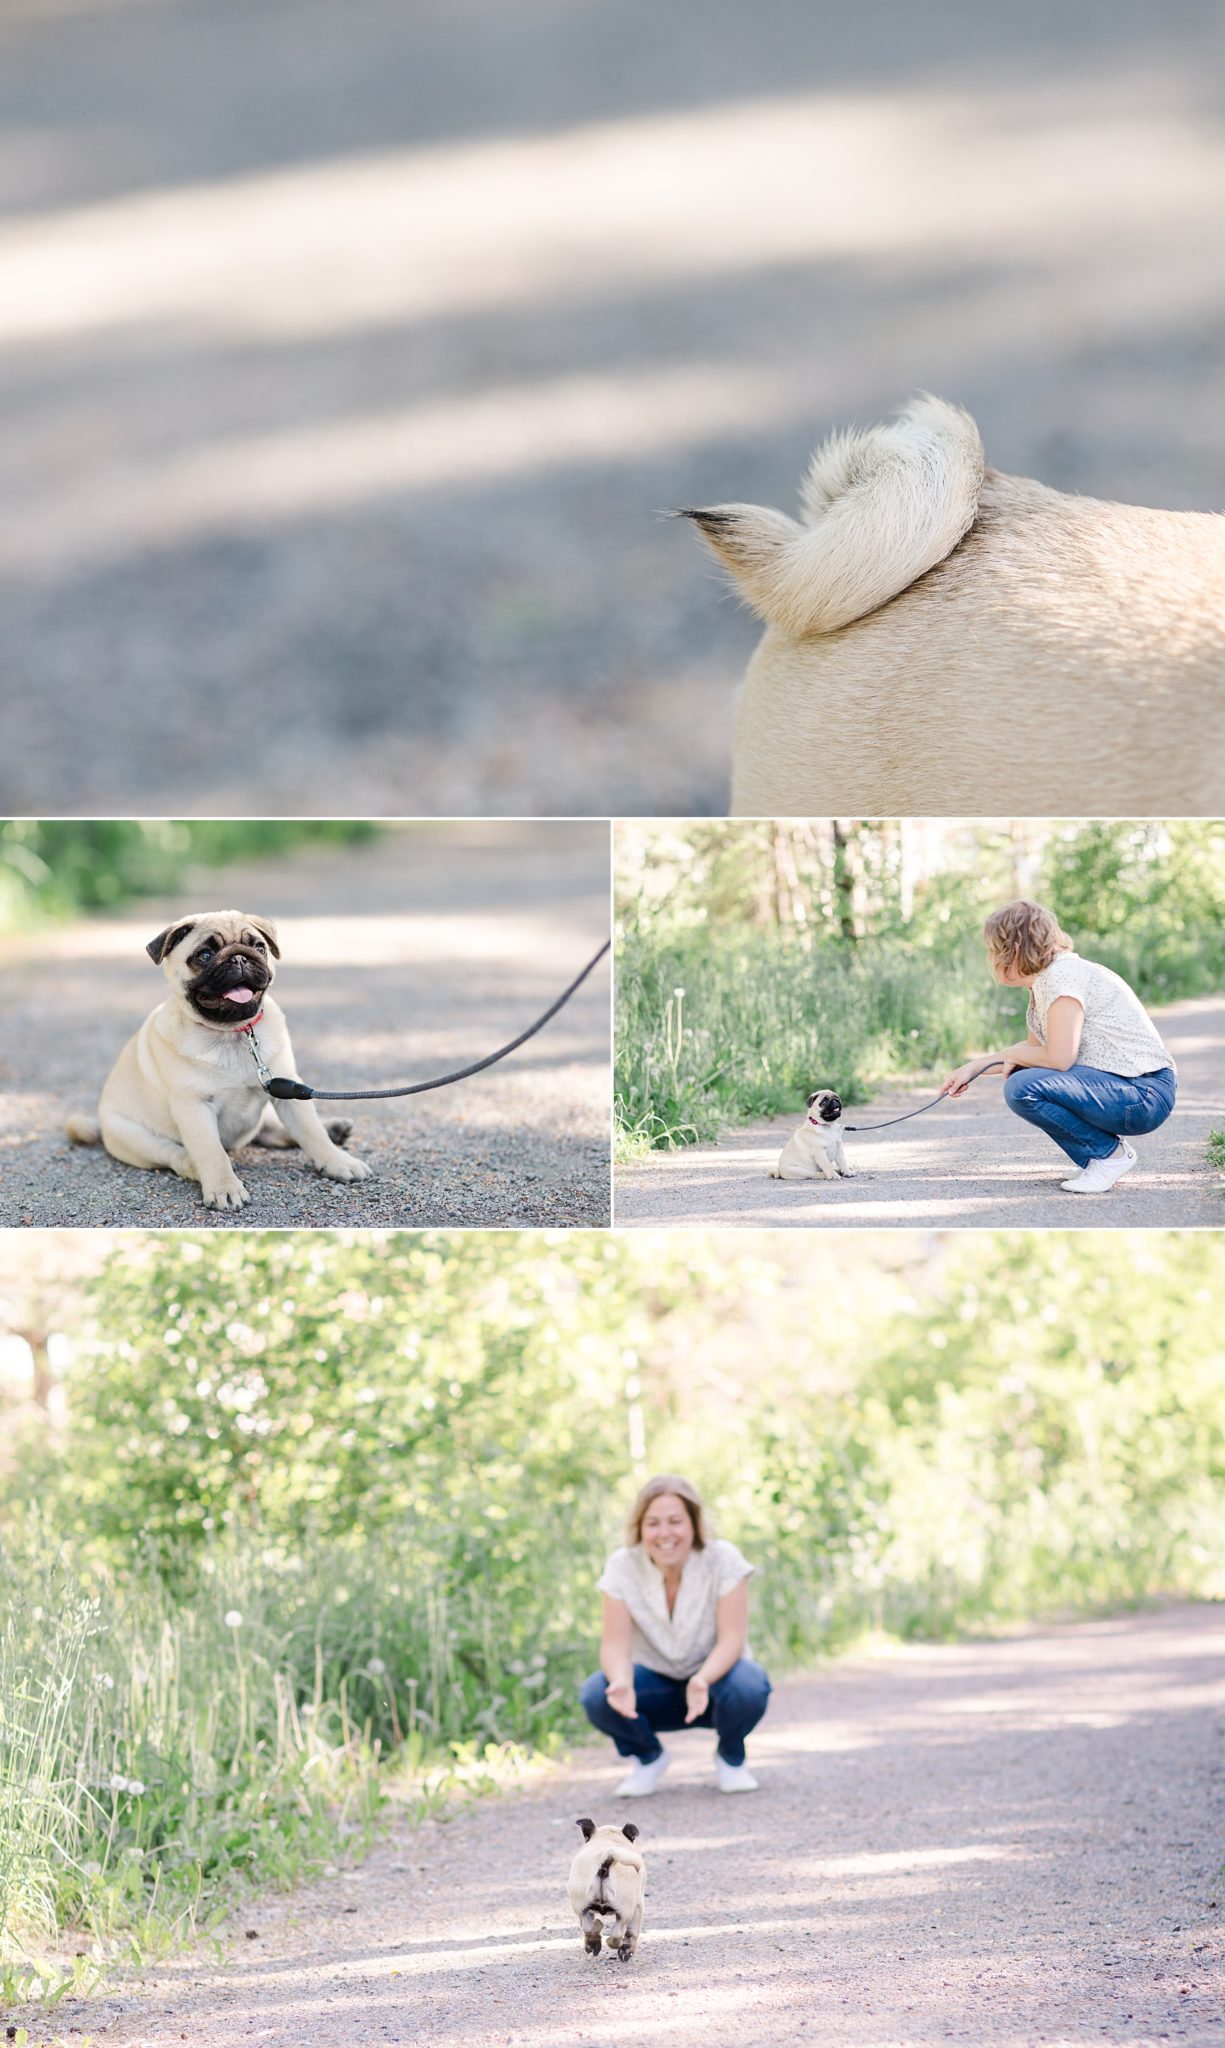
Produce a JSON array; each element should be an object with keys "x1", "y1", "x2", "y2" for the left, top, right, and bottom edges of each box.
[
  {"x1": 65, "y1": 1112, "x2": 102, "y2": 1145},
  {"x1": 678, "y1": 395, "x2": 984, "y2": 637}
]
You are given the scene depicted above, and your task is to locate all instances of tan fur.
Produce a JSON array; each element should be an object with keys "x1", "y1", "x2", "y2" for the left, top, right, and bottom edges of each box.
[
  {"x1": 770, "y1": 1092, "x2": 854, "y2": 1182},
  {"x1": 64, "y1": 909, "x2": 372, "y2": 1211},
  {"x1": 568, "y1": 1820, "x2": 645, "y2": 1962},
  {"x1": 684, "y1": 399, "x2": 1225, "y2": 814}
]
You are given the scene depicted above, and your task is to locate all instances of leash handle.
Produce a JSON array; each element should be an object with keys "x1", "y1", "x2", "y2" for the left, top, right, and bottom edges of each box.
[
  {"x1": 256, "y1": 939, "x2": 610, "y2": 1104},
  {"x1": 844, "y1": 1058, "x2": 1004, "y2": 1134}
]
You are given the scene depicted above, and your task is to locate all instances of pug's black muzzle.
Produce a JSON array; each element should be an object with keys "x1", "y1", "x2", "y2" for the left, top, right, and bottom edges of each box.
[
  {"x1": 820, "y1": 1096, "x2": 843, "y2": 1122},
  {"x1": 188, "y1": 945, "x2": 271, "y2": 1022}
]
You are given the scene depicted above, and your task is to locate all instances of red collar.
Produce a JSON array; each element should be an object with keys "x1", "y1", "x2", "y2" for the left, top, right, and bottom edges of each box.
[{"x1": 235, "y1": 1011, "x2": 264, "y2": 1033}]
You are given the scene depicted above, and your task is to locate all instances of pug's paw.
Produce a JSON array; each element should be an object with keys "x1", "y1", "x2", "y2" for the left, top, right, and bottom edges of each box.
[
  {"x1": 202, "y1": 1174, "x2": 250, "y2": 1211},
  {"x1": 321, "y1": 1152, "x2": 373, "y2": 1184}
]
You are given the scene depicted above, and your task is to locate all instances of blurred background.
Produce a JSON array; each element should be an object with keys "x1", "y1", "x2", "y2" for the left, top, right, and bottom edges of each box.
[
  {"x1": 2, "y1": 1228, "x2": 1223, "y2": 1990},
  {"x1": 2, "y1": 1, "x2": 1224, "y2": 817},
  {"x1": 615, "y1": 817, "x2": 1225, "y2": 1151}
]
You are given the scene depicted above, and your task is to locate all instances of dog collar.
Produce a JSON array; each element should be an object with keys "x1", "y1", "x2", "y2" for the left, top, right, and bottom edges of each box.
[
  {"x1": 235, "y1": 1010, "x2": 264, "y2": 1032},
  {"x1": 807, "y1": 1114, "x2": 830, "y2": 1128}
]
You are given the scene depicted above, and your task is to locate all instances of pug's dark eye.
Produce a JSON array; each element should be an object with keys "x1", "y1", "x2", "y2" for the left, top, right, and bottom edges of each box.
[{"x1": 196, "y1": 947, "x2": 214, "y2": 965}]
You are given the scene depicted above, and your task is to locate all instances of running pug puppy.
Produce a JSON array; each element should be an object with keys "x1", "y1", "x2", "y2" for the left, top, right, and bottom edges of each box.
[
  {"x1": 569, "y1": 1819, "x2": 645, "y2": 1962},
  {"x1": 770, "y1": 1088, "x2": 854, "y2": 1182},
  {"x1": 64, "y1": 910, "x2": 372, "y2": 1211},
  {"x1": 681, "y1": 395, "x2": 1225, "y2": 816}
]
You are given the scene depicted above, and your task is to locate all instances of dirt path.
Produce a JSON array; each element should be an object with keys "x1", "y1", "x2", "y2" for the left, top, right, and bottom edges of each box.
[
  {"x1": 4, "y1": 6, "x2": 1225, "y2": 816},
  {"x1": 52, "y1": 1603, "x2": 1225, "y2": 2048},
  {"x1": 615, "y1": 994, "x2": 1225, "y2": 1229},
  {"x1": 0, "y1": 825, "x2": 610, "y2": 1228}
]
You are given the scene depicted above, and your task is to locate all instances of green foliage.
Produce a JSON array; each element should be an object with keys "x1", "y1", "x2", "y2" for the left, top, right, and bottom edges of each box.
[
  {"x1": 616, "y1": 820, "x2": 1225, "y2": 1146},
  {"x1": 0, "y1": 822, "x2": 378, "y2": 930},
  {"x1": 615, "y1": 926, "x2": 1021, "y2": 1146},
  {"x1": 4, "y1": 1230, "x2": 1225, "y2": 1990}
]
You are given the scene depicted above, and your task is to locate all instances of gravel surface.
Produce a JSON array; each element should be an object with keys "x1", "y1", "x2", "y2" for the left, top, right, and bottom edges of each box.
[
  {"x1": 0, "y1": 825, "x2": 611, "y2": 1228},
  {"x1": 615, "y1": 995, "x2": 1225, "y2": 1229},
  {"x1": 47, "y1": 1603, "x2": 1225, "y2": 2048},
  {"x1": 3, "y1": 4, "x2": 1225, "y2": 815}
]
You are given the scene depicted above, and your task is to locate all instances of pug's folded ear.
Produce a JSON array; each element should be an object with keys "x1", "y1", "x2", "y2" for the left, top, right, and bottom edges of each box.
[
  {"x1": 147, "y1": 921, "x2": 197, "y2": 965},
  {"x1": 575, "y1": 1818, "x2": 596, "y2": 1841},
  {"x1": 621, "y1": 1823, "x2": 640, "y2": 1843},
  {"x1": 250, "y1": 915, "x2": 281, "y2": 959},
  {"x1": 806, "y1": 1090, "x2": 820, "y2": 1108}
]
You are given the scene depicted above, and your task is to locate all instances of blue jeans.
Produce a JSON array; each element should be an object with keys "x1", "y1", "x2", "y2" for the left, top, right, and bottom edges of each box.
[
  {"x1": 579, "y1": 1659, "x2": 771, "y2": 1768},
  {"x1": 1003, "y1": 1064, "x2": 1177, "y2": 1168}
]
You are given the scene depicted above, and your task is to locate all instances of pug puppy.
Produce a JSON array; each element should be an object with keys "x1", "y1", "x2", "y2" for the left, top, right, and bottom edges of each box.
[
  {"x1": 569, "y1": 1819, "x2": 645, "y2": 1962},
  {"x1": 64, "y1": 910, "x2": 372, "y2": 1211},
  {"x1": 680, "y1": 395, "x2": 1225, "y2": 815},
  {"x1": 770, "y1": 1088, "x2": 853, "y2": 1183}
]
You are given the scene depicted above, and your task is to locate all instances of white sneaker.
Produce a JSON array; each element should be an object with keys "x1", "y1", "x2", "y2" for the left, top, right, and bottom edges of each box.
[
  {"x1": 715, "y1": 1755, "x2": 759, "y2": 1794},
  {"x1": 1061, "y1": 1141, "x2": 1137, "y2": 1194},
  {"x1": 614, "y1": 1751, "x2": 671, "y2": 1798}
]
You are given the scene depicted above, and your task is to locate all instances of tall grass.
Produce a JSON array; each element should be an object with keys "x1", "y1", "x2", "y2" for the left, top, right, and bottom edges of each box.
[
  {"x1": 0, "y1": 1519, "x2": 603, "y2": 2000},
  {"x1": 615, "y1": 927, "x2": 1021, "y2": 1148}
]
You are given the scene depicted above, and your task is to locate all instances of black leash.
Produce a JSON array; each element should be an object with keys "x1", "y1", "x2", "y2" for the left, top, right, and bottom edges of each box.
[
  {"x1": 844, "y1": 1059, "x2": 1004, "y2": 1133},
  {"x1": 243, "y1": 940, "x2": 610, "y2": 1103}
]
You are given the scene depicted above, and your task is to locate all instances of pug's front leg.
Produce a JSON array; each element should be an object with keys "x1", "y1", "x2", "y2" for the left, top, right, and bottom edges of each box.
[
  {"x1": 834, "y1": 1139, "x2": 856, "y2": 1178},
  {"x1": 273, "y1": 1099, "x2": 373, "y2": 1183},
  {"x1": 174, "y1": 1102, "x2": 250, "y2": 1210}
]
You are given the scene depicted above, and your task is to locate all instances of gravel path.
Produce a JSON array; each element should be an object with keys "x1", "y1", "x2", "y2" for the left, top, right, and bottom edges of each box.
[
  {"x1": 51, "y1": 1603, "x2": 1225, "y2": 2048},
  {"x1": 615, "y1": 995, "x2": 1225, "y2": 1228},
  {"x1": 0, "y1": 825, "x2": 611, "y2": 1228},
  {"x1": 3, "y1": 4, "x2": 1225, "y2": 816}
]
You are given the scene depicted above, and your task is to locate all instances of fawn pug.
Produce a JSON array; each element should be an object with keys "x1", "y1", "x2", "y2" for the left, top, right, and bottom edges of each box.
[
  {"x1": 64, "y1": 910, "x2": 371, "y2": 1211},
  {"x1": 680, "y1": 395, "x2": 1225, "y2": 815},
  {"x1": 569, "y1": 1819, "x2": 645, "y2": 1961},
  {"x1": 770, "y1": 1088, "x2": 854, "y2": 1182}
]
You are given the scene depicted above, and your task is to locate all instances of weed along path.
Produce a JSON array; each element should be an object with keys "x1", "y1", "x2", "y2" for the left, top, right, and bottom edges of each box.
[
  {"x1": 615, "y1": 994, "x2": 1225, "y2": 1229},
  {"x1": 0, "y1": 826, "x2": 610, "y2": 1228},
  {"x1": 53, "y1": 1604, "x2": 1225, "y2": 2048}
]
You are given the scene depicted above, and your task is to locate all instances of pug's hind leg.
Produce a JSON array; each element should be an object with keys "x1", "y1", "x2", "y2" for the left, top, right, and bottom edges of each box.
[
  {"x1": 100, "y1": 1111, "x2": 197, "y2": 1182},
  {"x1": 584, "y1": 1930, "x2": 603, "y2": 1956},
  {"x1": 254, "y1": 1106, "x2": 353, "y2": 1151}
]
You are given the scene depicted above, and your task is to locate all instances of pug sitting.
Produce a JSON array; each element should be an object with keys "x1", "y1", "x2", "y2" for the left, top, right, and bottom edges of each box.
[
  {"x1": 568, "y1": 1818, "x2": 645, "y2": 1962},
  {"x1": 64, "y1": 910, "x2": 372, "y2": 1211},
  {"x1": 770, "y1": 1088, "x2": 854, "y2": 1182}
]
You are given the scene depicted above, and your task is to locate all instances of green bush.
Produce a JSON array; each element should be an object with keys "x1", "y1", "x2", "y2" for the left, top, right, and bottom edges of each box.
[
  {"x1": 615, "y1": 926, "x2": 1022, "y2": 1147},
  {"x1": 5, "y1": 1231, "x2": 1225, "y2": 1987},
  {"x1": 0, "y1": 822, "x2": 378, "y2": 930}
]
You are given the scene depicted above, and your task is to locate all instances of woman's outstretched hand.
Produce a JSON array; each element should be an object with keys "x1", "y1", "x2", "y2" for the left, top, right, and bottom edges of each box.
[
  {"x1": 606, "y1": 1678, "x2": 637, "y2": 1719},
  {"x1": 940, "y1": 1061, "x2": 979, "y2": 1098},
  {"x1": 684, "y1": 1674, "x2": 710, "y2": 1723}
]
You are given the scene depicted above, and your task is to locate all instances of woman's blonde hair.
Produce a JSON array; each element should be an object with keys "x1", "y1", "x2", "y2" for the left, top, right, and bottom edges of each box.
[
  {"x1": 983, "y1": 900, "x2": 1073, "y2": 980},
  {"x1": 627, "y1": 1474, "x2": 708, "y2": 1550}
]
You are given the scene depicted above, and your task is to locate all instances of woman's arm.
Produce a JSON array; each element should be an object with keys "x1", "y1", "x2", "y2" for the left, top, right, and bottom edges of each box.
[
  {"x1": 684, "y1": 1579, "x2": 749, "y2": 1723},
  {"x1": 941, "y1": 999, "x2": 1084, "y2": 1096},
  {"x1": 599, "y1": 1595, "x2": 638, "y2": 1718}
]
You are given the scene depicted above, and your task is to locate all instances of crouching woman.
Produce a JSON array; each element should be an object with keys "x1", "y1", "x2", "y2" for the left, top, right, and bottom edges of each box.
[{"x1": 579, "y1": 1474, "x2": 771, "y2": 1798}]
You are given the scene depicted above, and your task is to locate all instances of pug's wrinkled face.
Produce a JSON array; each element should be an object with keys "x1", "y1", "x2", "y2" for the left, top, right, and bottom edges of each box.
[
  {"x1": 806, "y1": 1088, "x2": 843, "y2": 1123},
  {"x1": 147, "y1": 910, "x2": 280, "y2": 1028}
]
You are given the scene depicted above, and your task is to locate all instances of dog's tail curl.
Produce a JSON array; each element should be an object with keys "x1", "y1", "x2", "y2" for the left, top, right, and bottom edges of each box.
[
  {"x1": 65, "y1": 1112, "x2": 102, "y2": 1145},
  {"x1": 678, "y1": 395, "x2": 984, "y2": 636}
]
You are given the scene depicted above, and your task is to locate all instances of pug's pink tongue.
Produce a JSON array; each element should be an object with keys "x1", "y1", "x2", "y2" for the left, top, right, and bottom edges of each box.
[{"x1": 224, "y1": 988, "x2": 254, "y2": 1003}]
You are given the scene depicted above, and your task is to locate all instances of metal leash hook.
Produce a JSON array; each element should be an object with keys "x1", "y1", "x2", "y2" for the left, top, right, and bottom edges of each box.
[
  {"x1": 844, "y1": 1058, "x2": 1005, "y2": 1134},
  {"x1": 240, "y1": 939, "x2": 611, "y2": 1105}
]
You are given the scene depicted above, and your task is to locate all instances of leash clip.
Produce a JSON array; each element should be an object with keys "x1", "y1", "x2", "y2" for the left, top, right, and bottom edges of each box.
[{"x1": 241, "y1": 1023, "x2": 275, "y2": 1094}]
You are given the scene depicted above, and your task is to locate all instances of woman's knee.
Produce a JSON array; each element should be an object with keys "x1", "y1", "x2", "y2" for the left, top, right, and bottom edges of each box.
[
  {"x1": 578, "y1": 1670, "x2": 609, "y2": 1720},
  {"x1": 1003, "y1": 1069, "x2": 1047, "y2": 1110},
  {"x1": 712, "y1": 1657, "x2": 771, "y2": 1709}
]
